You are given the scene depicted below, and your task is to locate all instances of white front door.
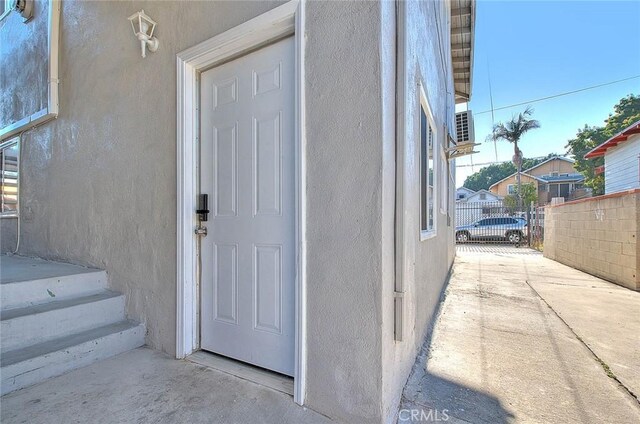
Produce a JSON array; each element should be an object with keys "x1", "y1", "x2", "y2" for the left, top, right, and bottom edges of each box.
[{"x1": 199, "y1": 37, "x2": 295, "y2": 376}]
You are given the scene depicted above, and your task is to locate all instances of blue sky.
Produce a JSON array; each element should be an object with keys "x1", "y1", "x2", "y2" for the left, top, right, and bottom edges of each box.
[{"x1": 455, "y1": 0, "x2": 640, "y2": 187}]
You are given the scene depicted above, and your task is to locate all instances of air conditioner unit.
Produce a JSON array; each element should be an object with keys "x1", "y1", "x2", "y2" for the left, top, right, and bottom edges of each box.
[{"x1": 455, "y1": 110, "x2": 475, "y2": 144}]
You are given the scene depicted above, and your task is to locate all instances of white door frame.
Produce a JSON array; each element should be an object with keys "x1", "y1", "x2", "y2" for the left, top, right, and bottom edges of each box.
[{"x1": 176, "y1": 0, "x2": 306, "y2": 405}]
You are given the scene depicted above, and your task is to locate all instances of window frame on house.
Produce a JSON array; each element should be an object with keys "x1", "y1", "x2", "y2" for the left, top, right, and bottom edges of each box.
[
  {"x1": 0, "y1": 138, "x2": 20, "y2": 218},
  {"x1": 440, "y1": 141, "x2": 448, "y2": 216},
  {"x1": 507, "y1": 184, "x2": 515, "y2": 195},
  {"x1": 419, "y1": 85, "x2": 437, "y2": 240},
  {"x1": 0, "y1": 0, "x2": 12, "y2": 22}
]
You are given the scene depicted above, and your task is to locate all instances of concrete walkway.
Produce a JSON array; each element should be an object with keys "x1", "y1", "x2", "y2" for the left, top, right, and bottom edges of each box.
[
  {"x1": 1, "y1": 347, "x2": 332, "y2": 424},
  {"x1": 402, "y1": 245, "x2": 640, "y2": 424}
]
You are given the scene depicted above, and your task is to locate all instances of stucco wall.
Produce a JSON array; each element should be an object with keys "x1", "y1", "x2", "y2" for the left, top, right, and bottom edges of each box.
[
  {"x1": 544, "y1": 190, "x2": 639, "y2": 291},
  {"x1": 380, "y1": 1, "x2": 457, "y2": 423},
  {"x1": 1, "y1": 218, "x2": 17, "y2": 251},
  {"x1": 0, "y1": 0, "x2": 50, "y2": 249},
  {"x1": 0, "y1": 0, "x2": 49, "y2": 130},
  {"x1": 0, "y1": 0, "x2": 284, "y2": 355},
  {"x1": 1, "y1": 1, "x2": 457, "y2": 422},
  {"x1": 303, "y1": 1, "x2": 385, "y2": 422}
]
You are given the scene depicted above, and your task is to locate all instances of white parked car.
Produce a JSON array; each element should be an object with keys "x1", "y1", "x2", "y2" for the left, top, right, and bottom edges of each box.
[{"x1": 455, "y1": 217, "x2": 528, "y2": 244}]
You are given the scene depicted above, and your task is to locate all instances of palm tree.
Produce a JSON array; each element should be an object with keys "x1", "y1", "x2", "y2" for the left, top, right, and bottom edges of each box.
[{"x1": 492, "y1": 107, "x2": 540, "y2": 209}]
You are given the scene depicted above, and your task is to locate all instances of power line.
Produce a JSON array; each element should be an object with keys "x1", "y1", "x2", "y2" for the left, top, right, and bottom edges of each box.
[
  {"x1": 455, "y1": 155, "x2": 557, "y2": 168},
  {"x1": 474, "y1": 75, "x2": 640, "y2": 116},
  {"x1": 456, "y1": 160, "x2": 511, "y2": 168},
  {"x1": 487, "y1": 61, "x2": 498, "y2": 161}
]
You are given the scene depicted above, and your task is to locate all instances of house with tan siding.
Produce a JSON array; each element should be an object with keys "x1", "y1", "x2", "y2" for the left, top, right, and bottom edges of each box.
[{"x1": 489, "y1": 157, "x2": 587, "y2": 205}]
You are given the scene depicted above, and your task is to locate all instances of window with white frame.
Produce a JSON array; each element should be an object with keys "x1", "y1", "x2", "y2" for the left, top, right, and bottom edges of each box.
[
  {"x1": 0, "y1": 139, "x2": 19, "y2": 217},
  {"x1": 420, "y1": 93, "x2": 436, "y2": 237},
  {"x1": 507, "y1": 184, "x2": 515, "y2": 195},
  {"x1": 440, "y1": 144, "x2": 448, "y2": 215},
  {"x1": 1, "y1": 0, "x2": 12, "y2": 21}
]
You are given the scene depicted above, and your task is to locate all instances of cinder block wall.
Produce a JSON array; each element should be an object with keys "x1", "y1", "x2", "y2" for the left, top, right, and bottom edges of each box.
[{"x1": 544, "y1": 189, "x2": 639, "y2": 291}]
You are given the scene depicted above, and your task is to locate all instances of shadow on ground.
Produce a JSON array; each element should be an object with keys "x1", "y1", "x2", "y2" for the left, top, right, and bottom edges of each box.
[
  {"x1": 401, "y1": 344, "x2": 514, "y2": 424},
  {"x1": 399, "y1": 254, "x2": 515, "y2": 424},
  {"x1": 399, "y1": 245, "x2": 640, "y2": 423}
]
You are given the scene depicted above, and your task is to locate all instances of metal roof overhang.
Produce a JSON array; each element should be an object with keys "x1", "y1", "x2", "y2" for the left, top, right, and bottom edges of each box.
[{"x1": 451, "y1": 0, "x2": 476, "y2": 104}]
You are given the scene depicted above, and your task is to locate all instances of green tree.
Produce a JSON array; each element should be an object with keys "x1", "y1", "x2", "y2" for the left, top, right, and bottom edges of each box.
[
  {"x1": 566, "y1": 94, "x2": 640, "y2": 195},
  {"x1": 462, "y1": 162, "x2": 516, "y2": 191},
  {"x1": 492, "y1": 107, "x2": 541, "y2": 208},
  {"x1": 503, "y1": 183, "x2": 538, "y2": 211},
  {"x1": 462, "y1": 153, "x2": 560, "y2": 192}
]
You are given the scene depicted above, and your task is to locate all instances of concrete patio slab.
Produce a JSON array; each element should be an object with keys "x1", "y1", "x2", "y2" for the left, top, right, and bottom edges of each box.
[
  {"x1": 0, "y1": 255, "x2": 100, "y2": 284},
  {"x1": 402, "y1": 245, "x2": 640, "y2": 423},
  {"x1": 0, "y1": 347, "x2": 332, "y2": 424}
]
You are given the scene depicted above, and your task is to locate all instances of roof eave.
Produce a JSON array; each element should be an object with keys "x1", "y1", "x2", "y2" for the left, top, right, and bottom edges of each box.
[
  {"x1": 585, "y1": 120, "x2": 640, "y2": 159},
  {"x1": 451, "y1": 0, "x2": 475, "y2": 104}
]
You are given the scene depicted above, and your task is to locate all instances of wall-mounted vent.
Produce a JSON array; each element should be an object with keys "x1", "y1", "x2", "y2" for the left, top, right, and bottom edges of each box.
[{"x1": 455, "y1": 110, "x2": 474, "y2": 144}]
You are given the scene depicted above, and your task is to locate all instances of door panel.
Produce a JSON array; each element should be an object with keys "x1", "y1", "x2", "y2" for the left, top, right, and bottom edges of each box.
[{"x1": 200, "y1": 37, "x2": 295, "y2": 376}]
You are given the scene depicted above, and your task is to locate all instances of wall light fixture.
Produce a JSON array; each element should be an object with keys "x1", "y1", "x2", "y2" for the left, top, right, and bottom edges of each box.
[{"x1": 127, "y1": 10, "x2": 159, "y2": 58}]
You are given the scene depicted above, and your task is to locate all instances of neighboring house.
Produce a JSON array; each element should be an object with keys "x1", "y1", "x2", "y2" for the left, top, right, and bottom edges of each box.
[
  {"x1": 585, "y1": 120, "x2": 640, "y2": 194},
  {"x1": 459, "y1": 189, "x2": 502, "y2": 203},
  {"x1": 456, "y1": 186, "x2": 475, "y2": 201},
  {"x1": 455, "y1": 189, "x2": 504, "y2": 226},
  {"x1": 489, "y1": 156, "x2": 587, "y2": 205},
  {"x1": 0, "y1": 1, "x2": 476, "y2": 423}
]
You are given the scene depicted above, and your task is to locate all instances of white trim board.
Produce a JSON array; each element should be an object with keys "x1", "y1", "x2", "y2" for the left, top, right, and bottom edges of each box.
[
  {"x1": 0, "y1": 0, "x2": 60, "y2": 142},
  {"x1": 176, "y1": 0, "x2": 306, "y2": 406}
]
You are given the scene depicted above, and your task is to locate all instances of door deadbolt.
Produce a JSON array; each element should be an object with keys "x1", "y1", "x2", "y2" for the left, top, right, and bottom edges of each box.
[{"x1": 197, "y1": 194, "x2": 209, "y2": 221}]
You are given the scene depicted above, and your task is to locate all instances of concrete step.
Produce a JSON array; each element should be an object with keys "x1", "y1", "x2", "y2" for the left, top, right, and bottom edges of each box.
[
  {"x1": 1, "y1": 320, "x2": 145, "y2": 395},
  {"x1": 1, "y1": 291, "x2": 125, "y2": 353},
  {"x1": 1, "y1": 255, "x2": 107, "y2": 310}
]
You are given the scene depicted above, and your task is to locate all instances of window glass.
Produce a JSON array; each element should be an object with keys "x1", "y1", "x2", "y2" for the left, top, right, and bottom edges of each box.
[
  {"x1": 420, "y1": 101, "x2": 435, "y2": 235},
  {"x1": 1, "y1": 140, "x2": 19, "y2": 216},
  {"x1": 0, "y1": 0, "x2": 12, "y2": 21}
]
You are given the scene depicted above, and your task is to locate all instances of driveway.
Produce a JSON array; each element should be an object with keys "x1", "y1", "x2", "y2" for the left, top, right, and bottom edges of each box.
[{"x1": 402, "y1": 244, "x2": 640, "y2": 423}]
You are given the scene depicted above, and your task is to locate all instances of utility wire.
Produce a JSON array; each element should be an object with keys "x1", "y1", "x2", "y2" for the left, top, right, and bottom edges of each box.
[
  {"x1": 455, "y1": 154, "x2": 556, "y2": 168},
  {"x1": 487, "y1": 62, "x2": 498, "y2": 161},
  {"x1": 474, "y1": 75, "x2": 640, "y2": 116}
]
